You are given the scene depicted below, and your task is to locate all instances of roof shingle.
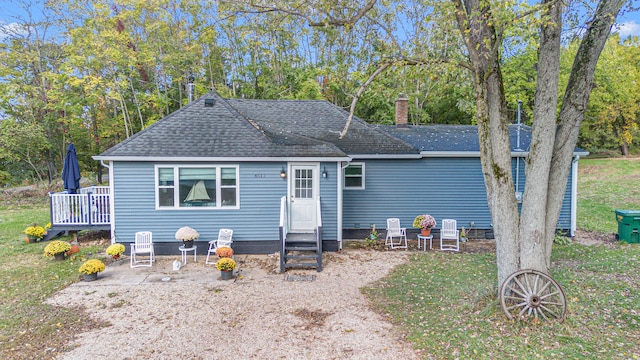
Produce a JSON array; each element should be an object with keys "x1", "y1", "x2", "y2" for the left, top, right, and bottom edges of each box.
[{"x1": 98, "y1": 92, "x2": 417, "y2": 159}]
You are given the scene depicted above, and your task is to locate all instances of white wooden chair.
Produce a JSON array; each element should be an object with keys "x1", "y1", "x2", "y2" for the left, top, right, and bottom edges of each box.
[
  {"x1": 130, "y1": 231, "x2": 154, "y2": 267},
  {"x1": 440, "y1": 219, "x2": 460, "y2": 251},
  {"x1": 385, "y1": 218, "x2": 407, "y2": 249},
  {"x1": 205, "y1": 229, "x2": 233, "y2": 264}
]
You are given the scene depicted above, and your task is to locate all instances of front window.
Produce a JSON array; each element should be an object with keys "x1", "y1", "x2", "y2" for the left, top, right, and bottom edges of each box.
[
  {"x1": 156, "y1": 165, "x2": 238, "y2": 209},
  {"x1": 344, "y1": 163, "x2": 364, "y2": 189}
]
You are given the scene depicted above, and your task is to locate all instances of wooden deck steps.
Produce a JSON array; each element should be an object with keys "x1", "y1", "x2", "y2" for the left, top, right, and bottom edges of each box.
[{"x1": 281, "y1": 232, "x2": 322, "y2": 272}]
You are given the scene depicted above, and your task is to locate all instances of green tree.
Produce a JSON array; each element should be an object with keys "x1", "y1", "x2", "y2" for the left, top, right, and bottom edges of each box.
[
  {"x1": 0, "y1": 2, "x2": 67, "y2": 182},
  {"x1": 578, "y1": 35, "x2": 640, "y2": 154}
]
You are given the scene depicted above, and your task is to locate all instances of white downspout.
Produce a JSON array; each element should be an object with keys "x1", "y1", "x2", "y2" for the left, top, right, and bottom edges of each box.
[
  {"x1": 571, "y1": 155, "x2": 580, "y2": 237},
  {"x1": 105, "y1": 161, "x2": 116, "y2": 244},
  {"x1": 337, "y1": 162, "x2": 345, "y2": 250},
  {"x1": 515, "y1": 100, "x2": 523, "y2": 202}
]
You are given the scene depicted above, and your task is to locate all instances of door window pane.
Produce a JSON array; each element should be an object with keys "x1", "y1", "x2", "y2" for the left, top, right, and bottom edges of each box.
[{"x1": 295, "y1": 168, "x2": 313, "y2": 198}]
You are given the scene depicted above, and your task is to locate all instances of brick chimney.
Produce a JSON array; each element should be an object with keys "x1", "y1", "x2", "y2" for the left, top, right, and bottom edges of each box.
[{"x1": 395, "y1": 94, "x2": 409, "y2": 128}]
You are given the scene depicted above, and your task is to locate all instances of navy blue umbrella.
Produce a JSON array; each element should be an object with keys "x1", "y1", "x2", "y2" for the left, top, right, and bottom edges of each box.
[{"x1": 62, "y1": 143, "x2": 81, "y2": 194}]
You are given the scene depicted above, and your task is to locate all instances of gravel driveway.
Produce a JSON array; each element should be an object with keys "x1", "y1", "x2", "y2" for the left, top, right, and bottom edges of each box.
[{"x1": 48, "y1": 249, "x2": 420, "y2": 359}]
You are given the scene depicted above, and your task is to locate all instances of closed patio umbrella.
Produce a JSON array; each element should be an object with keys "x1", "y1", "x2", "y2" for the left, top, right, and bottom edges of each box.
[{"x1": 62, "y1": 143, "x2": 81, "y2": 194}]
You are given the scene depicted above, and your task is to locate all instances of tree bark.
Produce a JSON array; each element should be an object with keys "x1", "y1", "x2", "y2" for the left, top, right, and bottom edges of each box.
[
  {"x1": 544, "y1": 0, "x2": 626, "y2": 262},
  {"x1": 453, "y1": 0, "x2": 520, "y2": 286},
  {"x1": 519, "y1": 0, "x2": 562, "y2": 272},
  {"x1": 454, "y1": 0, "x2": 625, "y2": 287}
]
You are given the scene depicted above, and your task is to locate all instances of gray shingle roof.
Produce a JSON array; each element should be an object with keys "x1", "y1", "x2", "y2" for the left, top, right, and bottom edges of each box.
[
  {"x1": 376, "y1": 124, "x2": 534, "y2": 152},
  {"x1": 98, "y1": 92, "x2": 418, "y2": 159},
  {"x1": 226, "y1": 98, "x2": 417, "y2": 155}
]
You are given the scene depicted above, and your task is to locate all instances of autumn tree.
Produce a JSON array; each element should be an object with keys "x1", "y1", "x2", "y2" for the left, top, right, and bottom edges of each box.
[
  {"x1": 577, "y1": 35, "x2": 640, "y2": 154},
  {"x1": 452, "y1": 0, "x2": 627, "y2": 285},
  {"x1": 0, "y1": 1, "x2": 67, "y2": 182},
  {"x1": 231, "y1": 0, "x2": 630, "y2": 287}
]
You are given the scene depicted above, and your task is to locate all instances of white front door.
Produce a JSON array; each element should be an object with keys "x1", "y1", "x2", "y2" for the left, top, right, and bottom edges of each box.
[{"x1": 290, "y1": 164, "x2": 318, "y2": 232}]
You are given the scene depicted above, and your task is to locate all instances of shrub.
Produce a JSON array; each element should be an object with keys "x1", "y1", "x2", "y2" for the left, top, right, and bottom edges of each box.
[
  {"x1": 44, "y1": 241, "x2": 71, "y2": 257},
  {"x1": 79, "y1": 259, "x2": 106, "y2": 274},
  {"x1": 215, "y1": 246, "x2": 234, "y2": 258},
  {"x1": 106, "y1": 243, "x2": 126, "y2": 256},
  {"x1": 215, "y1": 258, "x2": 236, "y2": 271}
]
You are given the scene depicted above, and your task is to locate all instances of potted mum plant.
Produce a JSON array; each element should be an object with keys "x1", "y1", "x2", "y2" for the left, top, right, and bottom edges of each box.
[
  {"x1": 106, "y1": 243, "x2": 126, "y2": 259},
  {"x1": 175, "y1": 226, "x2": 199, "y2": 248},
  {"x1": 413, "y1": 214, "x2": 436, "y2": 236},
  {"x1": 24, "y1": 223, "x2": 47, "y2": 243},
  {"x1": 215, "y1": 257, "x2": 236, "y2": 280},
  {"x1": 215, "y1": 246, "x2": 234, "y2": 258},
  {"x1": 79, "y1": 259, "x2": 106, "y2": 281},
  {"x1": 44, "y1": 240, "x2": 72, "y2": 261}
]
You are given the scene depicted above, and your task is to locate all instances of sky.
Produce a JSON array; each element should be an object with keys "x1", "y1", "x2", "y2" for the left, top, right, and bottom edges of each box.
[
  {"x1": 0, "y1": 1, "x2": 639, "y2": 40},
  {"x1": 616, "y1": 20, "x2": 640, "y2": 38}
]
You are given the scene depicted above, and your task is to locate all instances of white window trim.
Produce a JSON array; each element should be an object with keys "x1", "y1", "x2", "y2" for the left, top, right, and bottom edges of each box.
[
  {"x1": 154, "y1": 164, "x2": 240, "y2": 210},
  {"x1": 343, "y1": 162, "x2": 365, "y2": 190}
]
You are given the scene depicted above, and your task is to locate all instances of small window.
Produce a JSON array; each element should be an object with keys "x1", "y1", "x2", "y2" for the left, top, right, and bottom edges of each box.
[
  {"x1": 344, "y1": 163, "x2": 364, "y2": 189},
  {"x1": 220, "y1": 167, "x2": 237, "y2": 206},
  {"x1": 158, "y1": 168, "x2": 175, "y2": 206}
]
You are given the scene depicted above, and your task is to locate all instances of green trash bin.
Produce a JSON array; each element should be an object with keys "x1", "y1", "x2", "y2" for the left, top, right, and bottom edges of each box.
[{"x1": 614, "y1": 210, "x2": 640, "y2": 244}]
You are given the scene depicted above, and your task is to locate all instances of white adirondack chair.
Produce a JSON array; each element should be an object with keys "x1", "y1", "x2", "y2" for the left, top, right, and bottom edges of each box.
[
  {"x1": 385, "y1": 218, "x2": 407, "y2": 249},
  {"x1": 130, "y1": 231, "x2": 154, "y2": 267},
  {"x1": 440, "y1": 219, "x2": 460, "y2": 251},
  {"x1": 205, "y1": 229, "x2": 234, "y2": 264}
]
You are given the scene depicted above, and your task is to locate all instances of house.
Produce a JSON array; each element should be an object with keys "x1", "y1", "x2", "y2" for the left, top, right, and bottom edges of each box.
[{"x1": 86, "y1": 91, "x2": 585, "y2": 269}]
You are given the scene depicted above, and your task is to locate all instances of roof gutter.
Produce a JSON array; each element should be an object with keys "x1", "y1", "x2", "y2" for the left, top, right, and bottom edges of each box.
[
  {"x1": 421, "y1": 150, "x2": 589, "y2": 158},
  {"x1": 349, "y1": 154, "x2": 422, "y2": 160},
  {"x1": 93, "y1": 155, "x2": 352, "y2": 162}
]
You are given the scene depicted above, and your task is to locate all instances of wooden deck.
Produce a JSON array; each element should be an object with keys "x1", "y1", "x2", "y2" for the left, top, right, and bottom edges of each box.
[{"x1": 45, "y1": 186, "x2": 111, "y2": 241}]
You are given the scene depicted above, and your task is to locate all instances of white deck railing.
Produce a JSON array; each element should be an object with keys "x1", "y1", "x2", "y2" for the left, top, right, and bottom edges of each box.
[
  {"x1": 280, "y1": 195, "x2": 289, "y2": 246},
  {"x1": 50, "y1": 187, "x2": 111, "y2": 226},
  {"x1": 79, "y1": 185, "x2": 110, "y2": 195}
]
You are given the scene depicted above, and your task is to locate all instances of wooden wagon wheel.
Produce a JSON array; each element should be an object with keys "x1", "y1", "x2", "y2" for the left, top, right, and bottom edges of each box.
[{"x1": 499, "y1": 269, "x2": 567, "y2": 322}]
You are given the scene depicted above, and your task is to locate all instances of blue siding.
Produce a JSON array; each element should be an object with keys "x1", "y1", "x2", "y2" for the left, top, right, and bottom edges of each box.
[
  {"x1": 343, "y1": 157, "x2": 573, "y2": 232},
  {"x1": 111, "y1": 157, "x2": 573, "y2": 247},
  {"x1": 113, "y1": 162, "x2": 286, "y2": 244},
  {"x1": 112, "y1": 161, "x2": 340, "y2": 245},
  {"x1": 343, "y1": 158, "x2": 490, "y2": 232},
  {"x1": 514, "y1": 158, "x2": 573, "y2": 230},
  {"x1": 319, "y1": 162, "x2": 338, "y2": 240}
]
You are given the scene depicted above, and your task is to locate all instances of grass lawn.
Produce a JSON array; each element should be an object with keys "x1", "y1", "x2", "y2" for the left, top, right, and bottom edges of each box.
[
  {"x1": 0, "y1": 196, "x2": 108, "y2": 359},
  {"x1": 364, "y1": 244, "x2": 639, "y2": 359},
  {"x1": 578, "y1": 158, "x2": 640, "y2": 233},
  {"x1": 363, "y1": 157, "x2": 640, "y2": 359},
  {"x1": 0, "y1": 158, "x2": 639, "y2": 359}
]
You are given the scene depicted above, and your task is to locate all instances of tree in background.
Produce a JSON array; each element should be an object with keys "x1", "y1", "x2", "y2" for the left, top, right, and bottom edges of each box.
[
  {"x1": 0, "y1": 3, "x2": 66, "y2": 183},
  {"x1": 231, "y1": 0, "x2": 630, "y2": 289},
  {"x1": 577, "y1": 35, "x2": 640, "y2": 155},
  {"x1": 452, "y1": 0, "x2": 627, "y2": 287}
]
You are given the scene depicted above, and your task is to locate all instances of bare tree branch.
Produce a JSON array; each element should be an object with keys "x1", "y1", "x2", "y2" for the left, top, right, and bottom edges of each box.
[
  {"x1": 219, "y1": 0, "x2": 377, "y2": 28},
  {"x1": 308, "y1": 0, "x2": 377, "y2": 27},
  {"x1": 339, "y1": 62, "x2": 390, "y2": 139}
]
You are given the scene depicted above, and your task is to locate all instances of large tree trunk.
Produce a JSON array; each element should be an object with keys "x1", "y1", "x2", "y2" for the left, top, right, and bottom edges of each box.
[
  {"x1": 453, "y1": 0, "x2": 520, "y2": 286},
  {"x1": 519, "y1": 0, "x2": 562, "y2": 272},
  {"x1": 454, "y1": 0, "x2": 625, "y2": 287},
  {"x1": 544, "y1": 0, "x2": 626, "y2": 262}
]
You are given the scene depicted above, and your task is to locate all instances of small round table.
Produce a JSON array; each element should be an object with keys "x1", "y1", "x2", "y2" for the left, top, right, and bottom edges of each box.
[
  {"x1": 417, "y1": 235, "x2": 433, "y2": 251},
  {"x1": 178, "y1": 245, "x2": 197, "y2": 265}
]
